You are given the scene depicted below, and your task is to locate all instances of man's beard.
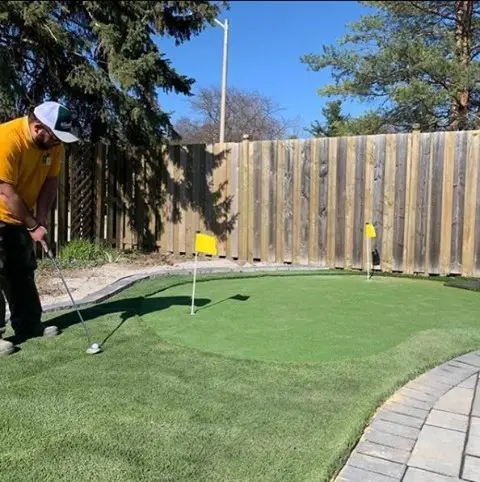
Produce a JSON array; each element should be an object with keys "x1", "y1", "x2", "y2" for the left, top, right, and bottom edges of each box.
[{"x1": 34, "y1": 133, "x2": 58, "y2": 150}]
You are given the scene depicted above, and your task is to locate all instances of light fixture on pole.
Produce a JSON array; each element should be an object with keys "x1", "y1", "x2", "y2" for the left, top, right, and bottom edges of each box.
[{"x1": 214, "y1": 18, "x2": 229, "y2": 144}]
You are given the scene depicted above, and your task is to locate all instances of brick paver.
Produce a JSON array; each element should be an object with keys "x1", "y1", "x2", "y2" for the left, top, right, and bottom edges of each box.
[{"x1": 335, "y1": 352, "x2": 480, "y2": 481}]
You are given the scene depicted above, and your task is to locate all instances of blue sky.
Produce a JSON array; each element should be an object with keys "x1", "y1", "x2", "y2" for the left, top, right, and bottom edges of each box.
[{"x1": 155, "y1": 1, "x2": 372, "y2": 137}]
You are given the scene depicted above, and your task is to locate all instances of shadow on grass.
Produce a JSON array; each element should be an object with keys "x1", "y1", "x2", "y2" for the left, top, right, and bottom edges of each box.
[
  {"x1": 194, "y1": 294, "x2": 250, "y2": 313},
  {"x1": 33, "y1": 292, "x2": 250, "y2": 347},
  {"x1": 1, "y1": 296, "x2": 211, "y2": 347}
]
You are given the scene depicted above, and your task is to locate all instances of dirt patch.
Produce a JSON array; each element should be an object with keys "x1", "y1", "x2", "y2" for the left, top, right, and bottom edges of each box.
[{"x1": 35, "y1": 252, "x2": 265, "y2": 307}]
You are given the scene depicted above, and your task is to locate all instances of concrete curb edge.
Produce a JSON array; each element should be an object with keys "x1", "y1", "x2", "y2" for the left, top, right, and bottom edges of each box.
[{"x1": 40, "y1": 264, "x2": 329, "y2": 315}]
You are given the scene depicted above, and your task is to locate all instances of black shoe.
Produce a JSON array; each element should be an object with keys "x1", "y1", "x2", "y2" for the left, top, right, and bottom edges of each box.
[{"x1": 14, "y1": 323, "x2": 59, "y2": 340}]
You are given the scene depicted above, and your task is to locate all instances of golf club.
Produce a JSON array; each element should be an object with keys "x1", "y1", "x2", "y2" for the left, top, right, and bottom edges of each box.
[{"x1": 44, "y1": 245, "x2": 102, "y2": 355}]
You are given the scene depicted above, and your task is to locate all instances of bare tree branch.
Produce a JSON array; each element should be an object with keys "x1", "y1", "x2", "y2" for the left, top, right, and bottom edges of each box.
[{"x1": 174, "y1": 86, "x2": 300, "y2": 143}]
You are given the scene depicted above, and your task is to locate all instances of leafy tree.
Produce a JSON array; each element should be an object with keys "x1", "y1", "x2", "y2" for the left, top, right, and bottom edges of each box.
[
  {"x1": 308, "y1": 100, "x2": 388, "y2": 137},
  {"x1": 301, "y1": 1, "x2": 480, "y2": 132},
  {"x1": 0, "y1": 1, "x2": 227, "y2": 148},
  {"x1": 174, "y1": 86, "x2": 301, "y2": 143},
  {"x1": 308, "y1": 100, "x2": 349, "y2": 137}
]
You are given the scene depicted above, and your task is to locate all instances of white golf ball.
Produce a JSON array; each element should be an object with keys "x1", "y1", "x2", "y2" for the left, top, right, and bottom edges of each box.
[{"x1": 91, "y1": 343, "x2": 99, "y2": 349}]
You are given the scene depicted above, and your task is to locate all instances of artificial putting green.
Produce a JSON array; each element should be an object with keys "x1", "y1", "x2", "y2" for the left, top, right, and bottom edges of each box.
[
  {"x1": 141, "y1": 274, "x2": 480, "y2": 362},
  {"x1": 1, "y1": 272, "x2": 480, "y2": 482}
]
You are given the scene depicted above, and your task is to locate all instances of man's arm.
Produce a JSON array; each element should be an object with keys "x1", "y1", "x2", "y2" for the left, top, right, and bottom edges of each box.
[
  {"x1": 36, "y1": 177, "x2": 58, "y2": 227},
  {"x1": 37, "y1": 146, "x2": 62, "y2": 227},
  {"x1": 0, "y1": 182, "x2": 38, "y2": 229}
]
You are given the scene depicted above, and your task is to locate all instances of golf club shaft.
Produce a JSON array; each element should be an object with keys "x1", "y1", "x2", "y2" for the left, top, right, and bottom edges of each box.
[{"x1": 46, "y1": 249, "x2": 92, "y2": 345}]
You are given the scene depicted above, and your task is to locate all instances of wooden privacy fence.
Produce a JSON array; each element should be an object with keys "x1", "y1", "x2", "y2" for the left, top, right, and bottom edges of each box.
[{"x1": 51, "y1": 129, "x2": 480, "y2": 277}]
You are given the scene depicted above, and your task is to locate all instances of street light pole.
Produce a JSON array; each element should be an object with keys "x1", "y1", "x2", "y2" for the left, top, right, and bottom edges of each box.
[{"x1": 214, "y1": 18, "x2": 229, "y2": 144}]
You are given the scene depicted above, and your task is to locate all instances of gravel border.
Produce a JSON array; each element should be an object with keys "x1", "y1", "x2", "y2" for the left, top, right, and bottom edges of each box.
[{"x1": 40, "y1": 264, "x2": 329, "y2": 314}]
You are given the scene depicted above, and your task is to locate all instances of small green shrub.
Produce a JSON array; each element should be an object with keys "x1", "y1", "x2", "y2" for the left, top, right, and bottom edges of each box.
[{"x1": 57, "y1": 239, "x2": 121, "y2": 267}]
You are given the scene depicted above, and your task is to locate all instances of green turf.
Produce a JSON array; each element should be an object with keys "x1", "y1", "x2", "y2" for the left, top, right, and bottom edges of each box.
[
  {"x1": 1, "y1": 272, "x2": 480, "y2": 481},
  {"x1": 141, "y1": 274, "x2": 480, "y2": 362}
]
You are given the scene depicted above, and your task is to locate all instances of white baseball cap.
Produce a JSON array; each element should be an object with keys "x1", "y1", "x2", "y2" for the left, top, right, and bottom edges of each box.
[{"x1": 33, "y1": 101, "x2": 79, "y2": 143}]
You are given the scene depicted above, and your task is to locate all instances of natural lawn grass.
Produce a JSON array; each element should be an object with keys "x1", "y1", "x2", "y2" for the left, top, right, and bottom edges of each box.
[{"x1": 1, "y1": 272, "x2": 480, "y2": 481}]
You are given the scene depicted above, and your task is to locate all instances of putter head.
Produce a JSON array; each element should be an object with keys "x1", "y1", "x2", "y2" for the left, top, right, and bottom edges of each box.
[{"x1": 86, "y1": 343, "x2": 103, "y2": 355}]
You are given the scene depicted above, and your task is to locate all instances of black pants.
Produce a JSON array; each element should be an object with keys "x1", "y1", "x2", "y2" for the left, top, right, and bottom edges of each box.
[{"x1": 0, "y1": 222, "x2": 42, "y2": 336}]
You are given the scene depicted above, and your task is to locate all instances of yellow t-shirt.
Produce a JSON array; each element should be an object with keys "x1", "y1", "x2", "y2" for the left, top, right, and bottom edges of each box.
[{"x1": 0, "y1": 116, "x2": 62, "y2": 224}]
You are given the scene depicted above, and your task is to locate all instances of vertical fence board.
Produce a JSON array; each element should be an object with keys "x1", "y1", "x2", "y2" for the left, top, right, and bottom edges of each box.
[
  {"x1": 344, "y1": 137, "x2": 356, "y2": 269},
  {"x1": 239, "y1": 139, "x2": 249, "y2": 260},
  {"x1": 308, "y1": 139, "x2": 319, "y2": 264},
  {"x1": 213, "y1": 143, "x2": 227, "y2": 257},
  {"x1": 191, "y1": 145, "x2": 201, "y2": 242},
  {"x1": 221, "y1": 143, "x2": 229, "y2": 256},
  {"x1": 283, "y1": 140, "x2": 294, "y2": 263},
  {"x1": 154, "y1": 151, "x2": 162, "y2": 249},
  {"x1": 133, "y1": 156, "x2": 145, "y2": 250},
  {"x1": 168, "y1": 146, "x2": 177, "y2": 252},
  {"x1": 268, "y1": 141, "x2": 277, "y2": 263},
  {"x1": 404, "y1": 131, "x2": 419, "y2": 274},
  {"x1": 335, "y1": 138, "x2": 347, "y2": 268},
  {"x1": 105, "y1": 148, "x2": 115, "y2": 246},
  {"x1": 299, "y1": 140, "x2": 311, "y2": 264},
  {"x1": 225, "y1": 142, "x2": 232, "y2": 257},
  {"x1": 162, "y1": 146, "x2": 174, "y2": 252},
  {"x1": 326, "y1": 137, "x2": 337, "y2": 268},
  {"x1": 293, "y1": 140, "x2": 302, "y2": 263},
  {"x1": 462, "y1": 133, "x2": 479, "y2": 276},
  {"x1": 474, "y1": 132, "x2": 480, "y2": 274},
  {"x1": 424, "y1": 134, "x2": 435, "y2": 276},
  {"x1": 382, "y1": 134, "x2": 396, "y2": 273},
  {"x1": 169, "y1": 151, "x2": 179, "y2": 253},
  {"x1": 353, "y1": 136, "x2": 366, "y2": 269},
  {"x1": 363, "y1": 135, "x2": 375, "y2": 270},
  {"x1": 318, "y1": 138, "x2": 329, "y2": 267},
  {"x1": 174, "y1": 146, "x2": 184, "y2": 252},
  {"x1": 373, "y1": 135, "x2": 386, "y2": 262},
  {"x1": 414, "y1": 134, "x2": 432, "y2": 273},
  {"x1": 115, "y1": 150, "x2": 125, "y2": 249},
  {"x1": 440, "y1": 132, "x2": 455, "y2": 275},
  {"x1": 228, "y1": 142, "x2": 240, "y2": 259},
  {"x1": 393, "y1": 134, "x2": 408, "y2": 272},
  {"x1": 252, "y1": 142, "x2": 262, "y2": 261},
  {"x1": 204, "y1": 144, "x2": 214, "y2": 242},
  {"x1": 276, "y1": 141, "x2": 285, "y2": 263},
  {"x1": 186, "y1": 145, "x2": 195, "y2": 254},
  {"x1": 181, "y1": 146, "x2": 191, "y2": 255},
  {"x1": 428, "y1": 133, "x2": 445, "y2": 275},
  {"x1": 94, "y1": 143, "x2": 105, "y2": 245},
  {"x1": 247, "y1": 142, "x2": 255, "y2": 262},
  {"x1": 261, "y1": 141, "x2": 270, "y2": 262},
  {"x1": 123, "y1": 151, "x2": 134, "y2": 250},
  {"x1": 451, "y1": 131, "x2": 467, "y2": 274}
]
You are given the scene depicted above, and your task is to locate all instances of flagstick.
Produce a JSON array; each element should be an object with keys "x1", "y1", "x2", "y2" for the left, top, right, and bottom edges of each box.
[
  {"x1": 191, "y1": 251, "x2": 198, "y2": 315},
  {"x1": 366, "y1": 237, "x2": 371, "y2": 280}
]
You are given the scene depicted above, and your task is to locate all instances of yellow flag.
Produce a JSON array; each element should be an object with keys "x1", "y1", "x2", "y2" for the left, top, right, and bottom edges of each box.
[
  {"x1": 365, "y1": 223, "x2": 376, "y2": 239},
  {"x1": 195, "y1": 233, "x2": 217, "y2": 255}
]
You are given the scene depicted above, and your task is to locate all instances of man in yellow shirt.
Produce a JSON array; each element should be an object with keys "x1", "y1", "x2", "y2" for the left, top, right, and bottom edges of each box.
[{"x1": 0, "y1": 101, "x2": 79, "y2": 356}]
